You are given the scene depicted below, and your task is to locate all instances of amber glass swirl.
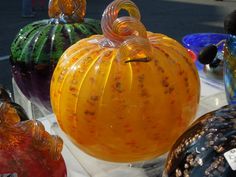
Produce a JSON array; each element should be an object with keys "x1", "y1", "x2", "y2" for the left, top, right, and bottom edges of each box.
[{"x1": 48, "y1": 0, "x2": 86, "y2": 22}]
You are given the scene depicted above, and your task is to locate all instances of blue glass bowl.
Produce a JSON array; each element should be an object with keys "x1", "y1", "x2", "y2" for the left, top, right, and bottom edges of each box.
[{"x1": 182, "y1": 33, "x2": 229, "y2": 70}]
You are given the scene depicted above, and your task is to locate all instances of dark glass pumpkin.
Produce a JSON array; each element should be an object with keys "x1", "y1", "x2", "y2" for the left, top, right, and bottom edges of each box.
[
  {"x1": 10, "y1": 0, "x2": 101, "y2": 112},
  {"x1": 0, "y1": 86, "x2": 28, "y2": 121},
  {"x1": 0, "y1": 96, "x2": 66, "y2": 176},
  {"x1": 163, "y1": 105, "x2": 236, "y2": 177}
]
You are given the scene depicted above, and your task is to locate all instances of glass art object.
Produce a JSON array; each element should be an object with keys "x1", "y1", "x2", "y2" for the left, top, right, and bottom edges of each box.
[
  {"x1": 0, "y1": 96, "x2": 67, "y2": 176},
  {"x1": 223, "y1": 10, "x2": 236, "y2": 105},
  {"x1": 224, "y1": 34, "x2": 236, "y2": 104},
  {"x1": 187, "y1": 49, "x2": 197, "y2": 62},
  {"x1": 163, "y1": 105, "x2": 236, "y2": 177},
  {"x1": 182, "y1": 33, "x2": 228, "y2": 70},
  {"x1": 51, "y1": 0, "x2": 200, "y2": 162},
  {"x1": 10, "y1": 0, "x2": 101, "y2": 112},
  {"x1": 0, "y1": 86, "x2": 28, "y2": 121}
]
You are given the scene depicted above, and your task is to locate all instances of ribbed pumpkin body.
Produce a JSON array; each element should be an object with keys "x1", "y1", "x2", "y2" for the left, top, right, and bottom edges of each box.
[
  {"x1": 10, "y1": 18, "x2": 101, "y2": 111},
  {"x1": 163, "y1": 105, "x2": 236, "y2": 177},
  {"x1": 51, "y1": 32, "x2": 200, "y2": 162}
]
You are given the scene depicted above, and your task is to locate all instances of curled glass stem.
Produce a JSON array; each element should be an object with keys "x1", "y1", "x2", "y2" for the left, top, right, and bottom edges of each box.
[
  {"x1": 101, "y1": 0, "x2": 147, "y2": 44},
  {"x1": 72, "y1": 0, "x2": 86, "y2": 22},
  {"x1": 118, "y1": 37, "x2": 153, "y2": 62},
  {"x1": 48, "y1": 0, "x2": 86, "y2": 22},
  {"x1": 58, "y1": 0, "x2": 74, "y2": 16},
  {"x1": 48, "y1": 0, "x2": 61, "y2": 18},
  {"x1": 101, "y1": 0, "x2": 152, "y2": 61},
  {"x1": 113, "y1": 17, "x2": 147, "y2": 39},
  {"x1": 22, "y1": 120, "x2": 63, "y2": 160}
]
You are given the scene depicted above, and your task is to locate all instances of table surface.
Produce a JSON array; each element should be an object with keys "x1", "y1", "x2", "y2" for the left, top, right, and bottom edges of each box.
[{"x1": 37, "y1": 77, "x2": 226, "y2": 177}]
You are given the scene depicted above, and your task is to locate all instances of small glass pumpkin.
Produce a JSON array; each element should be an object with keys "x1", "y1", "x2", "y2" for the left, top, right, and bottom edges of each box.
[
  {"x1": 163, "y1": 105, "x2": 236, "y2": 177},
  {"x1": 0, "y1": 99, "x2": 66, "y2": 176},
  {"x1": 51, "y1": 0, "x2": 200, "y2": 162},
  {"x1": 0, "y1": 86, "x2": 29, "y2": 121},
  {"x1": 10, "y1": 0, "x2": 101, "y2": 112}
]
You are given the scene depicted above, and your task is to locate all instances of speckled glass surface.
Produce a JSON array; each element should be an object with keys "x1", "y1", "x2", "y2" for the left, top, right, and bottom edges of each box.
[
  {"x1": 163, "y1": 105, "x2": 236, "y2": 177},
  {"x1": 50, "y1": 0, "x2": 200, "y2": 163},
  {"x1": 224, "y1": 35, "x2": 236, "y2": 104},
  {"x1": 0, "y1": 101, "x2": 66, "y2": 177}
]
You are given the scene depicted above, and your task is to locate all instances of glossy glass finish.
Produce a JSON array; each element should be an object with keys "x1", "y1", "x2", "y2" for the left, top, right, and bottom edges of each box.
[
  {"x1": 182, "y1": 33, "x2": 228, "y2": 70},
  {"x1": 187, "y1": 49, "x2": 197, "y2": 62},
  {"x1": 224, "y1": 35, "x2": 236, "y2": 104},
  {"x1": 10, "y1": 0, "x2": 101, "y2": 111},
  {"x1": 48, "y1": 0, "x2": 86, "y2": 22},
  {"x1": 0, "y1": 101, "x2": 66, "y2": 177},
  {"x1": 0, "y1": 87, "x2": 28, "y2": 121},
  {"x1": 163, "y1": 105, "x2": 236, "y2": 177},
  {"x1": 51, "y1": 0, "x2": 200, "y2": 162}
]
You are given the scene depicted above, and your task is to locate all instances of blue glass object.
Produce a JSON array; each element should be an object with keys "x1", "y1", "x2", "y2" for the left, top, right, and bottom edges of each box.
[
  {"x1": 182, "y1": 33, "x2": 229, "y2": 70},
  {"x1": 224, "y1": 34, "x2": 236, "y2": 104}
]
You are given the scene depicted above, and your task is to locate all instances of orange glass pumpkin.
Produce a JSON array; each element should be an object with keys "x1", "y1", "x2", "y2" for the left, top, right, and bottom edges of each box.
[{"x1": 51, "y1": 0, "x2": 200, "y2": 162}]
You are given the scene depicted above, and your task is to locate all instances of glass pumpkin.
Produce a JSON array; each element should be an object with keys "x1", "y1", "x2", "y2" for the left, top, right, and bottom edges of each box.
[
  {"x1": 163, "y1": 105, "x2": 236, "y2": 177},
  {"x1": 10, "y1": 0, "x2": 101, "y2": 112},
  {"x1": 0, "y1": 99, "x2": 66, "y2": 176},
  {"x1": 51, "y1": 0, "x2": 200, "y2": 162}
]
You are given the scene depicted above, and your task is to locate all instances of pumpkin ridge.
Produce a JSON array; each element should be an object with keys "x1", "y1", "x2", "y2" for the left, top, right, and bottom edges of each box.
[
  {"x1": 83, "y1": 18, "x2": 102, "y2": 34},
  {"x1": 73, "y1": 23, "x2": 86, "y2": 37},
  {"x1": 81, "y1": 20, "x2": 102, "y2": 35},
  {"x1": 50, "y1": 24, "x2": 64, "y2": 61},
  {"x1": 71, "y1": 48, "x2": 106, "y2": 114},
  {"x1": 64, "y1": 24, "x2": 75, "y2": 44},
  {"x1": 50, "y1": 45, "x2": 96, "y2": 114},
  {"x1": 48, "y1": 24, "x2": 61, "y2": 63},
  {"x1": 79, "y1": 23, "x2": 96, "y2": 36},
  {"x1": 150, "y1": 46, "x2": 186, "y2": 118},
  {"x1": 157, "y1": 42, "x2": 199, "y2": 84},
  {"x1": 96, "y1": 49, "x2": 117, "y2": 108},
  {"x1": 15, "y1": 21, "x2": 48, "y2": 53},
  {"x1": 58, "y1": 44, "x2": 96, "y2": 67},
  {"x1": 55, "y1": 47, "x2": 104, "y2": 127},
  {"x1": 57, "y1": 48, "x2": 103, "y2": 132},
  {"x1": 11, "y1": 22, "x2": 45, "y2": 62},
  {"x1": 33, "y1": 25, "x2": 53, "y2": 64},
  {"x1": 70, "y1": 49, "x2": 115, "y2": 139},
  {"x1": 154, "y1": 43, "x2": 199, "y2": 100},
  {"x1": 74, "y1": 23, "x2": 91, "y2": 37},
  {"x1": 19, "y1": 24, "x2": 50, "y2": 63}
]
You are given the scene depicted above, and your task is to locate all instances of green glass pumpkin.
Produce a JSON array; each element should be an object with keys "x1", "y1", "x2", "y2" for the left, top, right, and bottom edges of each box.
[{"x1": 10, "y1": 0, "x2": 101, "y2": 112}]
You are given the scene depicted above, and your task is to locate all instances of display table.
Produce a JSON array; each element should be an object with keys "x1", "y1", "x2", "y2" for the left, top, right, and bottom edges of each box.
[{"x1": 12, "y1": 77, "x2": 227, "y2": 177}]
